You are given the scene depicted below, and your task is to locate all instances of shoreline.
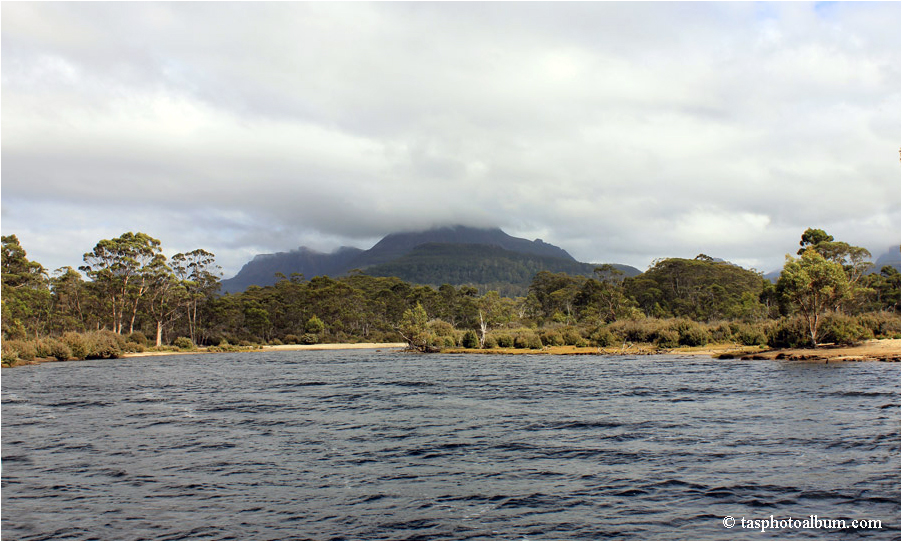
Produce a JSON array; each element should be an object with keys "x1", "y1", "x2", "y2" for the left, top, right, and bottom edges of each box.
[
  {"x1": 441, "y1": 338, "x2": 901, "y2": 362},
  {"x1": 4, "y1": 339, "x2": 898, "y2": 368}
]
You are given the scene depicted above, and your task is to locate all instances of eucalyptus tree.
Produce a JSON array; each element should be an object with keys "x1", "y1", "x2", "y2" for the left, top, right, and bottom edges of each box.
[
  {"x1": 777, "y1": 247, "x2": 851, "y2": 347},
  {"x1": 1, "y1": 235, "x2": 51, "y2": 338},
  {"x1": 171, "y1": 249, "x2": 222, "y2": 343},
  {"x1": 80, "y1": 232, "x2": 164, "y2": 334}
]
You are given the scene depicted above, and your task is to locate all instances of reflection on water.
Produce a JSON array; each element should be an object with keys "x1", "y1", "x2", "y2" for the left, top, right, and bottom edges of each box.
[{"x1": 2, "y1": 351, "x2": 899, "y2": 540}]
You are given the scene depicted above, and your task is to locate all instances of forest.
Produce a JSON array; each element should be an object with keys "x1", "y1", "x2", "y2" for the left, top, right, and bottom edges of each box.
[{"x1": 1, "y1": 228, "x2": 899, "y2": 365}]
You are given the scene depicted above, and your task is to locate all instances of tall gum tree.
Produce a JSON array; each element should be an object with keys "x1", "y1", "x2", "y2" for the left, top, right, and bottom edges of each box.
[
  {"x1": 777, "y1": 247, "x2": 851, "y2": 347},
  {"x1": 80, "y1": 232, "x2": 163, "y2": 334}
]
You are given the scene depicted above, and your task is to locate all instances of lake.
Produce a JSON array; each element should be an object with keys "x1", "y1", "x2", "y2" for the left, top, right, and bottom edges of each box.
[{"x1": 2, "y1": 350, "x2": 899, "y2": 540}]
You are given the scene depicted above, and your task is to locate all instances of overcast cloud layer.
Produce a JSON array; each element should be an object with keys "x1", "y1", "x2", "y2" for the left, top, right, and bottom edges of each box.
[{"x1": 2, "y1": 2, "x2": 899, "y2": 278}]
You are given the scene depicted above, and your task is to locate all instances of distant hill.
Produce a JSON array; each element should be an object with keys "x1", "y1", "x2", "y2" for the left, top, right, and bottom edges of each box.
[
  {"x1": 873, "y1": 246, "x2": 901, "y2": 273},
  {"x1": 220, "y1": 225, "x2": 637, "y2": 293},
  {"x1": 363, "y1": 242, "x2": 640, "y2": 297},
  {"x1": 221, "y1": 246, "x2": 364, "y2": 293}
]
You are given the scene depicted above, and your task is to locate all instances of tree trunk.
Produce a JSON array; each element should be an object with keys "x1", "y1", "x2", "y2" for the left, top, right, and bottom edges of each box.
[{"x1": 156, "y1": 320, "x2": 163, "y2": 347}]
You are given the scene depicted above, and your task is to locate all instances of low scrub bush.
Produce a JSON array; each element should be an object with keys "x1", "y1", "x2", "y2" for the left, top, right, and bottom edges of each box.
[
  {"x1": 128, "y1": 332, "x2": 148, "y2": 346},
  {"x1": 654, "y1": 329, "x2": 680, "y2": 348},
  {"x1": 710, "y1": 322, "x2": 733, "y2": 343},
  {"x1": 63, "y1": 332, "x2": 89, "y2": 359},
  {"x1": 514, "y1": 332, "x2": 543, "y2": 349},
  {"x1": 461, "y1": 330, "x2": 479, "y2": 349},
  {"x1": 483, "y1": 335, "x2": 498, "y2": 349},
  {"x1": 46, "y1": 338, "x2": 71, "y2": 361},
  {"x1": 540, "y1": 330, "x2": 564, "y2": 347},
  {"x1": 173, "y1": 337, "x2": 195, "y2": 350},
  {"x1": 734, "y1": 323, "x2": 768, "y2": 346},
  {"x1": 767, "y1": 316, "x2": 810, "y2": 348},
  {"x1": 283, "y1": 334, "x2": 300, "y2": 345},
  {"x1": 495, "y1": 334, "x2": 514, "y2": 348},
  {"x1": 672, "y1": 319, "x2": 710, "y2": 347},
  {"x1": 821, "y1": 313, "x2": 872, "y2": 346},
  {"x1": 590, "y1": 327, "x2": 617, "y2": 347},
  {"x1": 85, "y1": 331, "x2": 122, "y2": 359},
  {"x1": 3, "y1": 339, "x2": 36, "y2": 361}
]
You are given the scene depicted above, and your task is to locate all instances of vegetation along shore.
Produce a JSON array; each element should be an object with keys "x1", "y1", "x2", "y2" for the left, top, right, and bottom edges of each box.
[{"x1": 2, "y1": 228, "x2": 899, "y2": 368}]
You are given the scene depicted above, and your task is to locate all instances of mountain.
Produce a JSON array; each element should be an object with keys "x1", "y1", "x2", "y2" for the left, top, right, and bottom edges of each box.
[
  {"x1": 220, "y1": 225, "x2": 635, "y2": 293},
  {"x1": 220, "y1": 246, "x2": 363, "y2": 293},
  {"x1": 363, "y1": 242, "x2": 639, "y2": 297},
  {"x1": 872, "y1": 246, "x2": 901, "y2": 273}
]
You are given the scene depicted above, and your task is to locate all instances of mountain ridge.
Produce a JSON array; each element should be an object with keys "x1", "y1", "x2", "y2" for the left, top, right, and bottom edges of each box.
[{"x1": 221, "y1": 226, "x2": 617, "y2": 293}]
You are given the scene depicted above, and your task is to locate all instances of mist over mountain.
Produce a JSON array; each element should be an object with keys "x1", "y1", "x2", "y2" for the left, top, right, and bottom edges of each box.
[{"x1": 220, "y1": 226, "x2": 633, "y2": 294}]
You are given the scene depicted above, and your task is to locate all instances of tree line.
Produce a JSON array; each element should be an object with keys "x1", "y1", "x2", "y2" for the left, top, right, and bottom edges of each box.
[{"x1": 2, "y1": 228, "x2": 899, "y2": 363}]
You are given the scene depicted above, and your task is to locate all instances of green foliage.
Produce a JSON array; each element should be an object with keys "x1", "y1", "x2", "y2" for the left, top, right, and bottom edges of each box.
[
  {"x1": 496, "y1": 334, "x2": 514, "y2": 348},
  {"x1": 45, "y1": 338, "x2": 72, "y2": 361},
  {"x1": 2, "y1": 339, "x2": 36, "y2": 362},
  {"x1": 734, "y1": 323, "x2": 767, "y2": 346},
  {"x1": 820, "y1": 313, "x2": 872, "y2": 346},
  {"x1": 173, "y1": 336, "x2": 195, "y2": 350},
  {"x1": 654, "y1": 329, "x2": 680, "y2": 348},
  {"x1": 128, "y1": 332, "x2": 148, "y2": 346},
  {"x1": 65, "y1": 333, "x2": 90, "y2": 358},
  {"x1": 461, "y1": 329, "x2": 479, "y2": 349},
  {"x1": 283, "y1": 334, "x2": 300, "y2": 344},
  {"x1": 84, "y1": 331, "x2": 123, "y2": 359},
  {"x1": 305, "y1": 315, "x2": 325, "y2": 334},
  {"x1": 672, "y1": 319, "x2": 710, "y2": 347},
  {"x1": 590, "y1": 326, "x2": 617, "y2": 347},
  {"x1": 778, "y1": 247, "x2": 852, "y2": 346},
  {"x1": 767, "y1": 316, "x2": 810, "y2": 348},
  {"x1": 514, "y1": 331, "x2": 543, "y2": 349},
  {"x1": 624, "y1": 257, "x2": 764, "y2": 321}
]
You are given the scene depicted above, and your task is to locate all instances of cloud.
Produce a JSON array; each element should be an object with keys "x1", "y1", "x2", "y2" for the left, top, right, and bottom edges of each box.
[{"x1": 2, "y1": 2, "x2": 899, "y2": 277}]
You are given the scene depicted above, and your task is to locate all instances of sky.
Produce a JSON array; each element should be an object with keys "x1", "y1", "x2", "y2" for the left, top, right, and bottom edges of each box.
[{"x1": 2, "y1": 2, "x2": 900, "y2": 279}]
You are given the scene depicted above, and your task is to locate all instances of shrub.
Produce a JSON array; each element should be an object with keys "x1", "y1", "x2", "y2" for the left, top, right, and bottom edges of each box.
[
  {"x1": 461, "y1": 330, "x2": 479, "y2": 349},
  {"x1": 857, "y1": 312, "x2": 901, "y2": 338},
  {"x1": 442, "y1": 336, "x2": 456, "y2": 348},
  {"x1": 128, "y1": 332, "x2": 148, "y2": 346},
  {"x1": 672, "y1": 319, "x2": 710, "y2": 347},
  {"x1": 735, "y1": 323, "x2": 767, "y2": 346},
  {"x1": 2, "y1": 347, "x2": 17, "y2": 365},
  {"x1": 515, "y1": 332, "x2": 543, "y2": 349},
  {"x1": 822, "y1": 313, "x2": 872, "y2": 346},
  {"x1": 85, "y1": 331, "x2": 122, "y2": 359},
  {"x1": 270, "y1": 338, "x2": 284, "y2": 346},
  {"x1": 46, "y1": 338, "x2": 71, "y2": 361},
  {"x1": 4, "y1": 339, "x2": 36, "y2": 361},
  {"x1": 483, "y1": 335, "x2": 498, "y2": 349},
  {"x1": 711, "y1": 322, "x2": 733, "y2": 343},
  {"x1": 34, "y1": 339, "x2": 53, "y2": 359},
  {"x1": 283, "y1": 334, "x2": 300, "y2": 345},
  {"x1": 173, "y1": 336, "x2": 195, "y2": 350},
  {"x1": 123, "y1": 341, "x2": 145, "y2": 353},
  {"x1": 561, "y1": 328, "x2": 582, "y2": 346},
  {"x1": 496, "y1": 334, "x2": 514, "y2": 348},
  {"x1": 767, "y1": 316, "x2": 810, "y2": 348},
  {"x1": 305, "y1": 315, "x2": 325, "y2": 335},
  {"x1": 590, "y1": 327, "x2": 617, "y2": 347},
  {"x1": 63, "y1": 332, "x2": 89, "y2": 359},
  {"x1": 540, "y1": 331, "x2": 564, "y2": 347},
  {"x1": 654, "y1": 329, "x2": 680, "y2": 348},
  {"x1": 301, "y1": 333, "x2": 318, "y2": 345}
]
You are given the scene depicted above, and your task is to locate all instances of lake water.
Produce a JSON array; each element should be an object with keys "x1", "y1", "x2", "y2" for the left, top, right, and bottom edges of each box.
[{"x1": 2, "y1": 351, "x2": 899, "y2": 540}]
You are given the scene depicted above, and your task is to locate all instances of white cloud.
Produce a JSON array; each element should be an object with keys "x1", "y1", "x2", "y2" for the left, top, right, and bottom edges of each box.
[{"x1": 2, "y1": 2, "x2": 899, "y2": 277}]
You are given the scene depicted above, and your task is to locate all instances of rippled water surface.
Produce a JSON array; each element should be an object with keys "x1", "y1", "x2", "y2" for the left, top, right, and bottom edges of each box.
[{"x1": 2, "y1": 351, "x2": 900, "y2": 540}]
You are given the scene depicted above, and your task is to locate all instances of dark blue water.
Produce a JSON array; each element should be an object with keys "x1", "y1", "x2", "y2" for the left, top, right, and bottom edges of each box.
[{"x1": 2, "y1": 351, "x2": 899, "y2": 540}]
